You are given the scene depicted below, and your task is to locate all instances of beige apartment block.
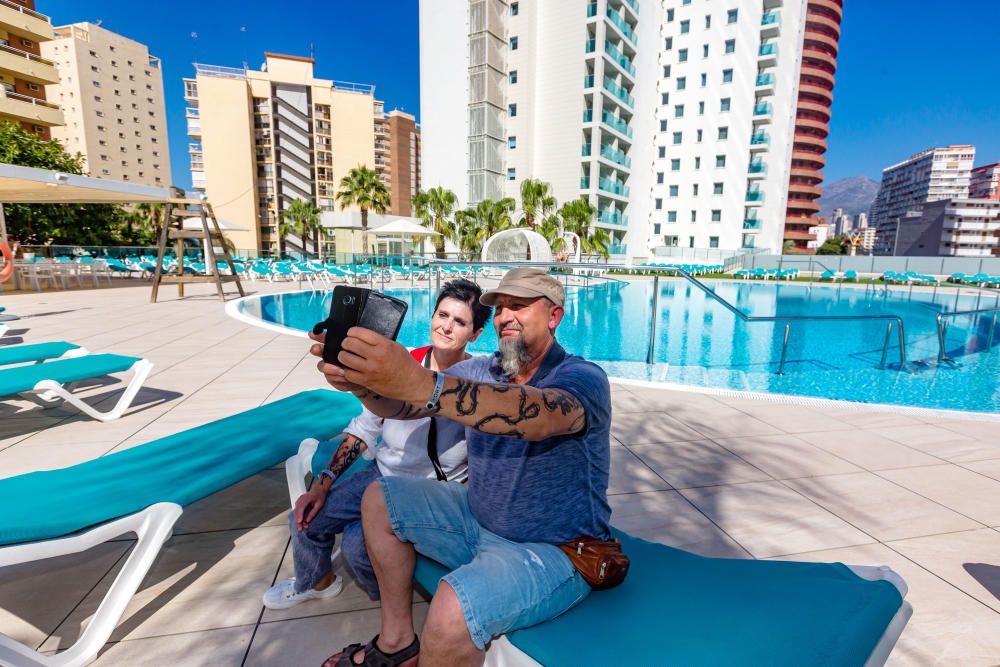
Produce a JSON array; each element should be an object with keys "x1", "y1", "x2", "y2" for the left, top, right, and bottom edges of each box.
[
  {"x1": 42, "y1": 22, "x2": 170, "y2": 186},
  {"x1": 185, "y1": 52, "x2": 377, "y2": 256},
  {"x1": 0, "y1": 0, "x2": 63, "y2": 140},
  {"x1": 385, "y1": 109, "x2": 421, "y2": 216}
]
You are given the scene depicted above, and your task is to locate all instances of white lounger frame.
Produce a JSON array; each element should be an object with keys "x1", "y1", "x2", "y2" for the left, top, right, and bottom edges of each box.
[
  {"x1": 0, "y1": 502, "x2": 183, "y2": 667},
  {"x1": 18, "y1": 359, "x2": 153, "y2": 422},
  {"x1": 285, "y1": 440, "x2": 912, "y2": 667}
]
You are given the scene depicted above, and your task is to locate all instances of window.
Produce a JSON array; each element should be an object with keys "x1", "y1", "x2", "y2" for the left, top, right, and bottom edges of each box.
[
  {"x1": 92, "y1": 80, "x2": 101, "y2": 88},
  {"x1": 672, "y1": 131, "x2": 682, "y2": 144},
  {"x1": 663, "y1": 65, "x2": 671, "y2": 77},
  {"x1": 688, "y1": 236, "x2": 696, "y2": 248},
  {"x1": 693, "y1": 184, "x2": 699, "y2": 195},
  {"x1": 664, "y1": 37, "x2": 673, "y2": 50},
  {"x1": 671, "y1": 158, "x2": 681, "y2": 171},
  {"x1": 89, "y1": 49, "x2": 97, "y2": 57},
  {"x1": 727, "y1": 9, "x2": 739, "y2": 23},
  {"x1": 694, "y1": 157, "x2": 701, "y2": 169},
  {"x1": 659, "y1": 119, "x2": 668, "y2": 131},
  {"x1": 668, "y1": 211, "x2": 677, "y2": 223},
  {"x1": 510, "y1": 36, "x2": 518, "y2": 50},
  {"x1": 702, "y1": 44, "x2": 709, "y2": 58},
  {"x1": 715, "y1": 155, "x2": 727, "y2": 167},
  {"x1": 720, "y1": 98, "x2": 731, "y2": 112},
  {"x1": 655, "y1": 198, "x2": 663, "y2": 210},
  {"x1": 666, "y1": 9, "x2": 674, "y2": 21},
  {"x1": 678, "y1": 48, "x2": 688, "y2": 62},
  {"x1": 94, "y1": 95, "x2": 102, "y2": 102},
  {"x1": 653, "y1": 223, "x2": 662, "y2": 235},
  {"x1": 711, "y1": 211, "x2": 722, "y2": 223},
  {"x1": 657, "y1": 172, "x2": 665, "y2": 184},
  {"x1": 669, "y1": 185, "x2": 679, "y2": 197},
  {"x1": 698, "y1": 101, "x2": 705, "y2": 114},
  {"x1": 722, "y1": 69, "x2": 733, "y2": 83},
  {"x1": 709, "y1": 236, "x2": 719, "y2": 248},
  {"x1": 20, "y1": 38, "x2": 33, "y2": 48},
  {"x1": 674, "y1": 104, "x2": 684, "y2": 117},
  {"x1": 95, "y1": 110, "x2": 104, "y2": 117},
  {"x1": 91, "y1": 65, "x2": 99, "y2": 72},
  {"x1": 705, "y1": 15, "x2": 712, "y2": 28},
  {"x1": 507, "y1": 168, "x2": 516, "y2": 181},
  {"x1": 508, "y1": 103, "x2": 517, "y2": 116},
  {"x1": 27, "y1": 82, "x2": 39, "y2": 91},
  {"x1": 718, "y1": 126, "x2": 729, "y2": 140},
  {"x1": 713, "y1": 182, "x2": 724, "y2": 195},
  {"x1": 509, "y1": 70, "x2": 518, "y2": 84},
  {"x1": 97, "y1": 125, "x2": 105, "y2": 131},
  {"x1": 658, "y1": 146, "x2": 666, "y2": 158},
  {"x1": 677, "y1": 77, "x2": 686, "y2": 90},
  {"x1": 661, "y1": 93, "x2": 669, "y2": 105},
  {"x1": 691, "y1": 211, "x2": 697, "y2": 222},
  {"x1": 511, "y1": 2, "x2": 518, "y2": 15},
  {"x1": 696, "y1": 129, "x2": 703, "y2": 142},
  {"x1": 101, "y1": 168, "x2": 110, "y2": 175},
  {"x1": 112, "y1": 74, "x2": 119, "y2": 82},
  {"x1": 700, "y1": 73, "x2": 707, "y2": 87},
  {"x1": 508, "y1": 136, "x2": 517, "y2": 149},
  {"x1": 664, "y1": 235, "x2": 678, "y2": 246},
  {"x1": 680, "y1": 20, "x2": 689, "y2": 33},
  {"x1": 725, "y1": 39, "x2": 736, "y2": 54}
]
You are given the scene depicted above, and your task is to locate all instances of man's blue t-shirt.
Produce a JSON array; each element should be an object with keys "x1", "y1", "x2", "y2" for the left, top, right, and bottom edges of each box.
[{"x1": 446, "y1": 340, "x2": 612, "y2": 544}]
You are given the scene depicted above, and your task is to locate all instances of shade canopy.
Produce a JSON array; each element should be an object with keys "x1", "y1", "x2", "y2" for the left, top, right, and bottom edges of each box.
[
  {"x1": 372, "y1": 218, "x2": 440, "y2": 237},
  {"x1": 0, "y1": 163, "x2": 180, "y2": 204},
  {"x1": 481, "y1": 227, "x2": 553, "y2": 263}
]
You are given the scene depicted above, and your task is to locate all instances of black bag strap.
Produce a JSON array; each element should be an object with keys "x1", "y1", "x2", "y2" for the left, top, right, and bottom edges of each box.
[{"x1": 423, "y1": 351, "x2": 448, "y2": 482}]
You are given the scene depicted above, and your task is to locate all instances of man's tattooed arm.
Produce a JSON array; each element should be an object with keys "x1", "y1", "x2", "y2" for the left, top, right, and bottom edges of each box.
[{"x1": 353, "y1": 378, "x2": 587, "y2": 441}]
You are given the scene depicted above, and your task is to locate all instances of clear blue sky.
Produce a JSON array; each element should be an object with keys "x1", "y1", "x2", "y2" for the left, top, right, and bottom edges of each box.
[{"x1": 45, "y1": 0, "x2": 1000, "y2": 189}]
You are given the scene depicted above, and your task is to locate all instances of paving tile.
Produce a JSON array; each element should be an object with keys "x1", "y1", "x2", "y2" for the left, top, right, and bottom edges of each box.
[
  {"x1": 607, "y1": 446, "x2": 673, "y2": 495},
  {"x1": 611, "y1": 411, "x2": 705, "y2": 445},
  {"x1": 174, "y1": 469, "x2": 291, "y2": 535},
  {"x1": 725, "y1": 403, "x2": 857, "y2": 434},
  {"x1": 247, "y1": 605, "x2": 428, "y2": 667},
  {"x1": 932, "y1": 419, "x2": 1000, "y2": 446},
  {"x1": 880, "y1": 464, "x2": 1000, "y2": 526},
  {"x1": 679, "y1": 481, "x2": 875, "y2": 558},
  {"x1": 628, "y1": 440, "x2": 771, "y2": 489},
  {"x1": 828, "y1": 410, "x2": 926, "y2": 430},
  {"x1": 667, "y1": 404, "x2": 784, "y2": 439},
  {"x1": 712, "y1": 433, "x2": 862, "y2": 480},
  {"x1": 797, "y1": 429, "x2": 944, "y2": 471},
  {"x1": 0, "y1": 440, "x2": 117, "y2": 479},
  {"x1": 609, "y1": 490, "x2": 748, "y2": 558},
  {"x1": 773, "y1": 542, "x2": 1000, "y2": 667},
  {"x1": 876, "y1": 424, "x2": 1000, "y2": 463},
  {"x1": 784, "y1": 472, "x2": 982, "y2": 541},
  {"x1": 888, "y1": 529, "x2": 1000, "y2": 614},
  {"x1": 962, "y1": 458, "x2": 1000, "y2": 492},
  {"x1": 90, "y1": 625, "x2": 253, "y2": 667}
]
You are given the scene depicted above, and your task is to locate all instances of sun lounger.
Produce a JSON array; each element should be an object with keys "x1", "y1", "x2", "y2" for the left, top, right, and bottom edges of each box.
[
  {"x1": 0, "y1": 353, "x2": 152, "y2": 422},
  {"x1": 0, "y1": 341, "x2": 86, "y2": 366},
  {"x1": 0, "y1": 388, "x2": 361, "y2": 667},
  {"x1": 282, "y1": 450, "x2": 910, "y2": 666}
]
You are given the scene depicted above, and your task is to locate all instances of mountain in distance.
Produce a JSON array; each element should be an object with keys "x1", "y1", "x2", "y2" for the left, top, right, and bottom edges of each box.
[{"x1": 817, "y1": 176, "x2": 879, "y2": 220}]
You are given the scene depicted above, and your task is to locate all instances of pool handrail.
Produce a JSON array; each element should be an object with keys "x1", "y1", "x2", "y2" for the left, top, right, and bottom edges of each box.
[
  {"x1": 936, "y1": 304, "x2": 1000, "y2": 363},
  {"x1": 422, "y1": 260, "x2": 909, "y2": 375}
]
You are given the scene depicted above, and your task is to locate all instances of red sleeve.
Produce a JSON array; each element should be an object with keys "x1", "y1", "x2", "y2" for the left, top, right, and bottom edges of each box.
[{"x1": 410, "y1": 345, "x2": 432, "y2": 363}]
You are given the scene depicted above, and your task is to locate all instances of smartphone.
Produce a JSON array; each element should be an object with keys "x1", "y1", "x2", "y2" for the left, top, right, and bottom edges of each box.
[{"x1": 313, "y1": 287, "x2": 409, "y2": 366}]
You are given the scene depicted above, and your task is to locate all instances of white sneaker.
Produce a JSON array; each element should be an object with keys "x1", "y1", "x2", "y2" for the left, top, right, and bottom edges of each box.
[{"x1": 262, "y1": 576, "x2": 344, "y2": 610}]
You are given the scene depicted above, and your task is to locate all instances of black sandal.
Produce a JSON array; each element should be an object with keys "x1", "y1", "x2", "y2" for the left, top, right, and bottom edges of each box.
[{"x1": 322, "y1": 634, "x2": 420, "y2": 667}]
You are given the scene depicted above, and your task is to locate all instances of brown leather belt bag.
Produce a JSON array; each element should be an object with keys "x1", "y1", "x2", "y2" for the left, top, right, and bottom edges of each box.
[{"x1": 559, "y1": 536, "x2": 630, "y2": 590}]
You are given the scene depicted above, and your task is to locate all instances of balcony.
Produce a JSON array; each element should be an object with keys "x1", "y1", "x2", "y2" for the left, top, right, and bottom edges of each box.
[
  {"x1": 752, "y1": 102, "x2": 773, "y2": 123},
  {"x1": 583, "y1": 109, "x2": 593, "y2": 123},
  {"x1": 598, "y1": 208, "x2": 628, "y2": 226},
  {"x1": 743, "y1": 218, "x2": 762, "y2": 231},
  {"x1": 605, "y1": 9, "x2": 637, "y2": 45},
  {"x1": 0, "y1": 0, "x2": 55, "y2": 43},
  {"x1": 604, "y1": 40, "x2": 637, "y2": 78},
  {"x1": 755, "y1": 72, "x2": 775, "y2": 95},
  {"x1": 183, "y1": 79, "x2": 198, "y2": 101},
  {"x1": 599, "y1": 143, "x2": 631, "y2": 169},
  {"x1": 0, "y1": 43, "x2": 58, "y2": 84},
  {"x1": 750, "y1": 132, "x2": 770, "y2": 151},
  {"x1": 601, "y1": 110, "x2": 633, "y2": 139},
  {"x1": 622, "y1": 0, "x2": 639, "y2": 16},
  {"x1": 584, "y1": 74, "x2": 595, "y2": 89},
  {"x1": 758, "y1": 42, "x2": 779, "y2": 66},
  {"x1": 761, "y1": 11, "x2": 781, "y2": 37},
  {"x1": 185, "y1": 106, "x2": 200, "y2": 118},
  {"x1": 745, "y1": 189, "x2": 765, "y2": 204},
  {"x1": 599, "y1": 176, "x2": 630, "y2": 198},
  {"x1": 603, "y1": 76, "x2": 634, "y2": 108},
  {"x1": 186, "y1": 118, "x2": 202, "y2": 137},
  {"x1": 748, "y1": 161, "x2": 767, "y2": 176},
  {"x1": 580, "y1": 177, "x2": 591, "y2": 190},
  {"x1": 582, "y1": 143, "x2": 592, "y2": 157},
  {"x1": 587, "y1": 1, "x2": 597, "y2": 18},
  {"x1": 585, "y1": 38, "x2": 596, "y2": 54},
  {"x1": 608, "y1": 243, "x2": 628, "y2": 256},
  {"x1": 0, "y1": 89, "x2": 63, "y2": 126}
]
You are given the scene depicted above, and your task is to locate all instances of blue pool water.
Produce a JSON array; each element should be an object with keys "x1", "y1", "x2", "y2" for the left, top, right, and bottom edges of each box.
[{"x1": 237, "y1": 280, "x2": 1000, "y2": 413}]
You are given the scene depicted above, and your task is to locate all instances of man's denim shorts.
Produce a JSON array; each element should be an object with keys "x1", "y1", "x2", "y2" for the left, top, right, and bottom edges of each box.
[{"x1": 379, "y1": 476, "x2": 590, "y2": 650}]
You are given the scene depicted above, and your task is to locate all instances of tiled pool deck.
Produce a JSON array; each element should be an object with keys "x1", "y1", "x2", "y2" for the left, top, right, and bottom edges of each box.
[{"x1": 1, "y1": 279, "x2": 999, "y2": 665}]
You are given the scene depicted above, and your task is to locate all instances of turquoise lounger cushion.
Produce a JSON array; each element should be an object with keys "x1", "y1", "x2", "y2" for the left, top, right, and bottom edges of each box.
[
  {"x1": 0, "y1": 353, "x2": 140, "y2": 396},
  {"x1": 0, "y1": 389, "x2": 362, "y2": 546},
  {"x1": 414, "y1": 530, "x2": 902, "y2": 666},
  {"x1": 0, "y1": 341, "x2": 79, "y2": 366}
]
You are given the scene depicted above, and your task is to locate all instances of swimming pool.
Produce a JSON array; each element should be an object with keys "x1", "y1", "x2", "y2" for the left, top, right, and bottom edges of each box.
[{"x1": 232, "y1": 280, "x2": 1000, "y2": 414}]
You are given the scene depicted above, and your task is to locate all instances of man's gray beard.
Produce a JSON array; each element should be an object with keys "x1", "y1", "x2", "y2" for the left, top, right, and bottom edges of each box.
[{"x1": 498, "y1": 335, "x2": 531, "y2": 379}]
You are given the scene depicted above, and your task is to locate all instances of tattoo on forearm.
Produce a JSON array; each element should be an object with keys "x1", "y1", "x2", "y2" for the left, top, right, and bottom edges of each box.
[
  {"x1": 436, "y1": 380, "x2": 585, "y2": 438},
  {"x1": 327, "y1": 435, "x2": 366, "y2": 477}
]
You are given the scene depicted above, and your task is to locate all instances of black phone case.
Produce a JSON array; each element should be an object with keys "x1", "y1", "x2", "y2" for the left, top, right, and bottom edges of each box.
[
  {"x1": 314, "y1": 286, "x2": 369, "y2": 365},
  {"x1": 358, "y1": 292, "x2": 409, "y2": 341}
]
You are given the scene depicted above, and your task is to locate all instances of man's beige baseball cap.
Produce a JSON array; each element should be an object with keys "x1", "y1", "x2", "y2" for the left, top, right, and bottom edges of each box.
[{"x1": 480, "y1": 268, "x2": 565, "y2": 307}]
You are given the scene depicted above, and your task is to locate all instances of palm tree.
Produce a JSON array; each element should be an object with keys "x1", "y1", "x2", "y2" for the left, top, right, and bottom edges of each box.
[
  {"x1": 558, "y1": 198, "x2": 609, "y2": 259},
  {"x1": 412, "y1": 186, "x2": 458, "y2": 258},
  {"x1": 278, "y1": 220, "x2": 294, "y2": 259},
  {"x1": 280, "y1": 198, "x2": 321, "y2": 259},
  {"x1": 133, "y1": 202, "x2": 165, "y2": 244},
  {"x1": 519, "y1": 179, "x2": 557, "y2": 228},
  {"x1": 335, "y1": 165, "x2": 390, "y2": 259},
  {"x1": 537, "y1": 216, "x2": 567, "y2": 255},
  {"x1": 455, "y1": 198, "x2": 515, "y2": 258}
]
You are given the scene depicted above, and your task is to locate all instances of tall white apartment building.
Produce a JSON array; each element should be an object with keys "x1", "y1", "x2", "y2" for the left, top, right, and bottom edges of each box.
[
  {"x1": 870, "y1": 144, "x2": 976, "y2": 253},
  {"x1": 42, "y1": 23, "x2": 170, "y2": 186},
  {"x1": 970, "y1": 162, "x2": 1000, "y2": 200},
  {"x1": 420, "y1": 0, "x2": 843, "y2": 259}
]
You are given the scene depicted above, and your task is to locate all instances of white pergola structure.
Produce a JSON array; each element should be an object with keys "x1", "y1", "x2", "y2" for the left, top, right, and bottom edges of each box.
[{"x1": 481, "y1": 227, "x2": 553, "y2": 263}]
